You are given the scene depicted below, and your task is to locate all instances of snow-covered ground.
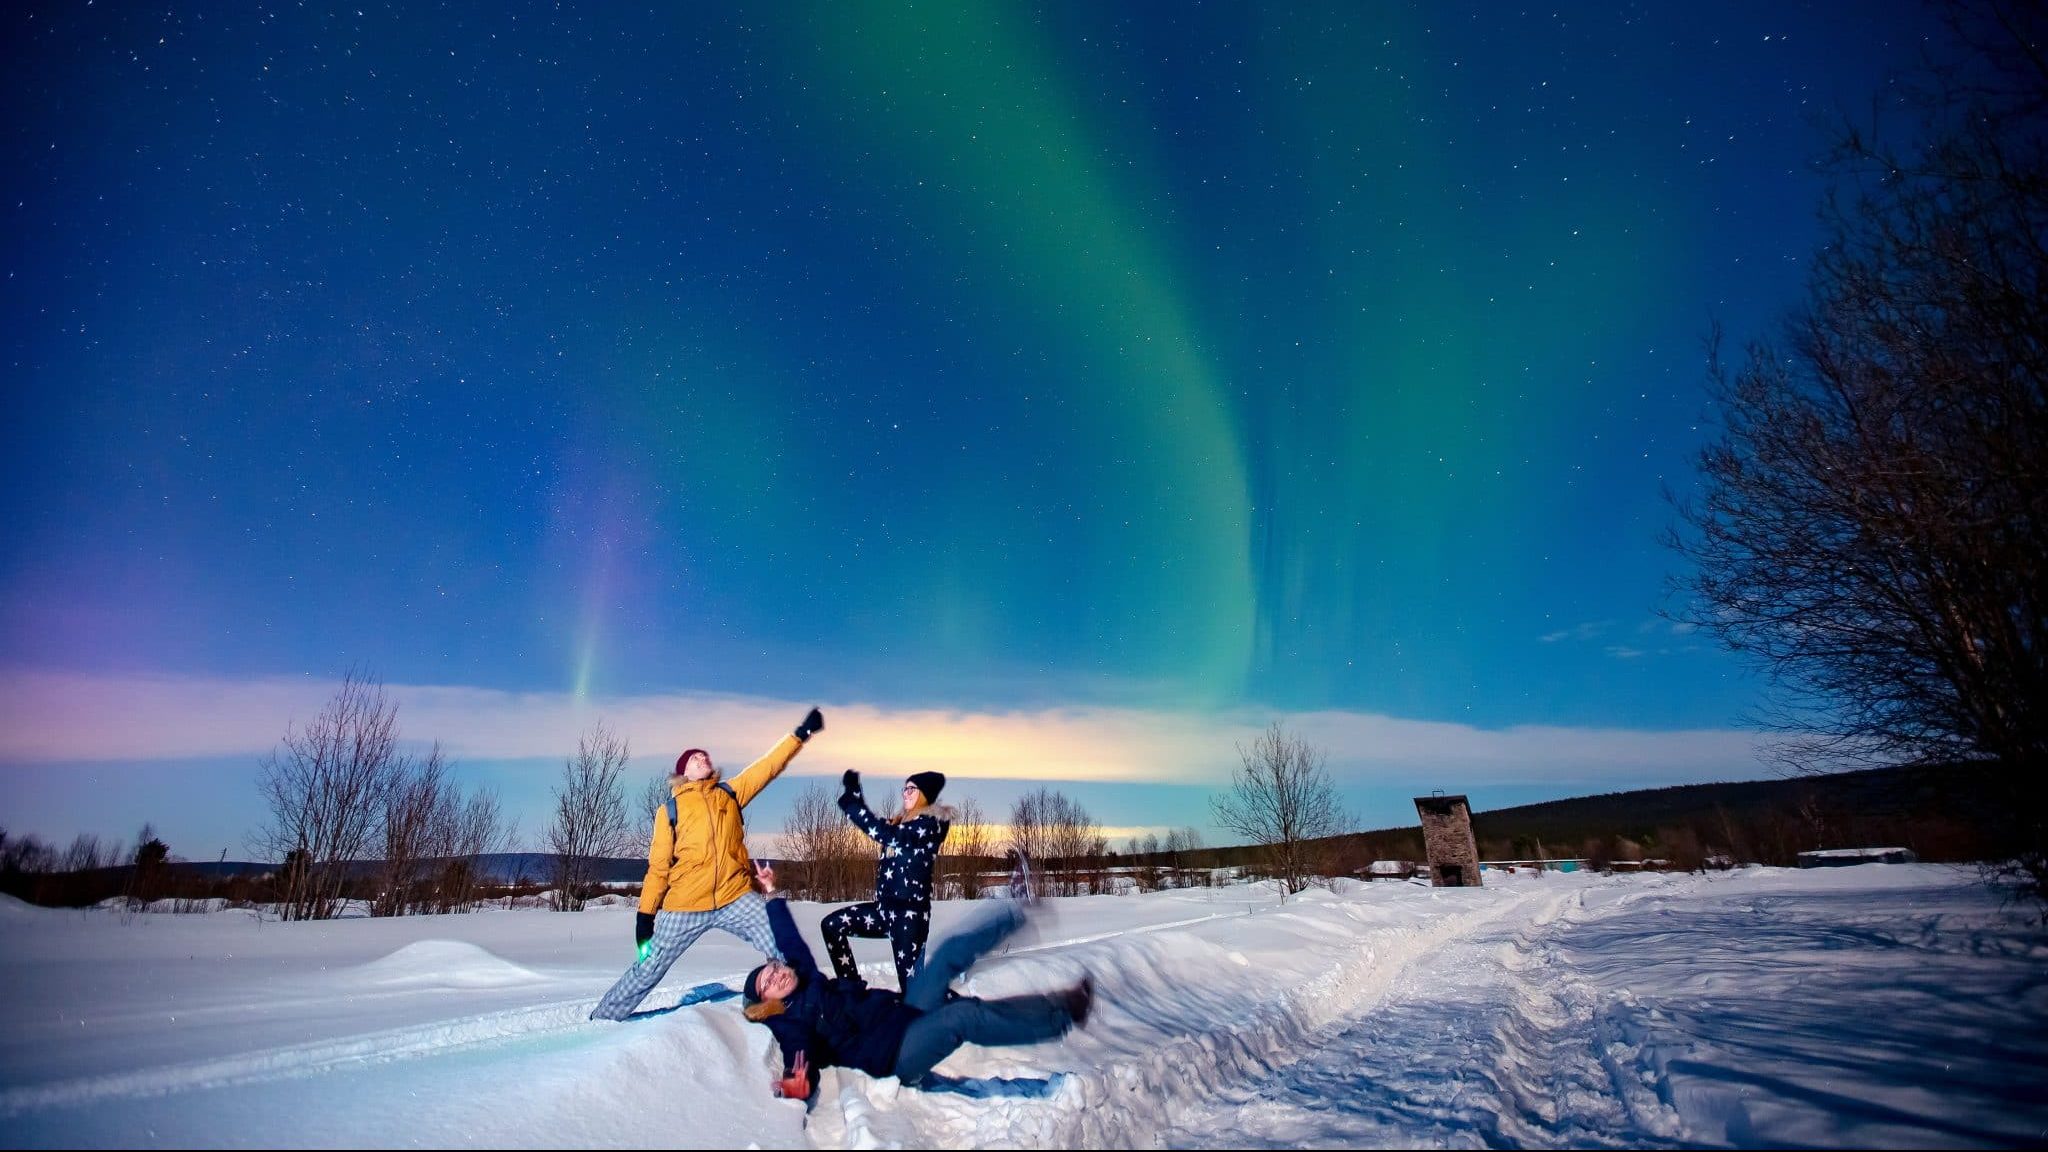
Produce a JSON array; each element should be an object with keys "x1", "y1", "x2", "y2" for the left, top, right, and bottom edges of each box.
[{"x1": 2, "y1": 865, "x2": 2043, "y2": 1149}]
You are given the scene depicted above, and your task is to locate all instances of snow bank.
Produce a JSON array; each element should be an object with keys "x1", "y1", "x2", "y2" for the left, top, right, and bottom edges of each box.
[
  {"x1": 336, "y1": 940, "x2": 546, "y2": 991},
  {"x1": 2, "y1": 866, "x2": 2041, "y2": 1148}
]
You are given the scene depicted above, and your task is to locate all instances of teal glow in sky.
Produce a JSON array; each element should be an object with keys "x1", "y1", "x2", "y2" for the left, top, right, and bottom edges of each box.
[{"x1": 0, "y1": 1, "x2": 1953, "y2": 857}]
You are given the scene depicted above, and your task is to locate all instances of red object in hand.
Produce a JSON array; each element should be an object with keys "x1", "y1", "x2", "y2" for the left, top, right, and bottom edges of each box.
[{"x1": 772, "y1": 1051, "x2": 810, "y2": 1100}]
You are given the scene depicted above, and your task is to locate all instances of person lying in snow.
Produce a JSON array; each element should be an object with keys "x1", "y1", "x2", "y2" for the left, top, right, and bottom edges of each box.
[
  {"x1": 587, "y1": 708, "x2": 824, "y2": 1022},
  {"x1": 742, "y1": 862, "x2": 1091, "y2": 1099},
  {"x1": 822, "y1": 769, "x2": 953, "y2": 990}
]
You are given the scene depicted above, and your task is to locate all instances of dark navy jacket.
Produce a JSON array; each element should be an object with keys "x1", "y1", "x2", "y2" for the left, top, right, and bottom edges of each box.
[
  {"x1": 838, "y1": 791, "x2": 952, "y2": 908},
  {"x1": 760, "y1": 895, "x2": 921, "y2": 1085}
]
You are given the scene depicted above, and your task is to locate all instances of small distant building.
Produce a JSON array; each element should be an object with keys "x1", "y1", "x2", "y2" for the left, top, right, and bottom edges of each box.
[
  {"x1": 1477, "y1": 858, "x2": 1589, "y2": 875},
  {"x1": 1366, "y1": 860, "x2": 1416, "y2": 880},
  {"x1": 1798, "y1": 847, "x2": 1918, "y2": 868},
  {"x1": 1413, "y1": 794, "x2": 1482, "y2": 888}
]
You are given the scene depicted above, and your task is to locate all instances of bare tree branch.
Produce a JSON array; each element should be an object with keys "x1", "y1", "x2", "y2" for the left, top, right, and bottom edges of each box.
[{"x1": 1667, "y1": 0, "x2": 2047, "y2": 908}]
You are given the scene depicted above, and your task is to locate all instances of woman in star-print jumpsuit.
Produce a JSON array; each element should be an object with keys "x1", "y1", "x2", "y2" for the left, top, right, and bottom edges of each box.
[{"x1": 825, "y1": 769, "x2": 953, "y2": 990}]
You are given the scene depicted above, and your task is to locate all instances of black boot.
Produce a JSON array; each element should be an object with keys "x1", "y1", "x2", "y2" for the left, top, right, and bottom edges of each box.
[{"x1": 1060, "y1": 976, "x2": 1093, "y2": 1029}]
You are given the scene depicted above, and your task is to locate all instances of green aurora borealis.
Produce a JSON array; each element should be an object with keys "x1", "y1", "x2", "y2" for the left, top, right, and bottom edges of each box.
[{"x1": 1, "y1": 0, "x2": 1947, "y2": 849}]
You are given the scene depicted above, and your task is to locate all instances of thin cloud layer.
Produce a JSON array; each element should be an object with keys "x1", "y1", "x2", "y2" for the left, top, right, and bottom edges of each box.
[{"x1": 0, "y1": 669, "x2": 1781, "y2": 790}]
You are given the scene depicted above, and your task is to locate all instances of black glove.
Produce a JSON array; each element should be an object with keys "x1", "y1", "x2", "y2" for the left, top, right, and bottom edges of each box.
[
  {"x1": 635, "y1": 912, "x2": 656, "y2": 948},
  {"x1": 841, "y1": 769, "x2": 861, "y2": 795},
  {"x1": 795, "y1": 707, "x2": 825, "y2": 742}
]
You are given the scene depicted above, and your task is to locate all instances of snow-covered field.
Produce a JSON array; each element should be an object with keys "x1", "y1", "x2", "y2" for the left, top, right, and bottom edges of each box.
[{"x1": 2, "y1": 865, "x2": 2043, "y2": 1149}]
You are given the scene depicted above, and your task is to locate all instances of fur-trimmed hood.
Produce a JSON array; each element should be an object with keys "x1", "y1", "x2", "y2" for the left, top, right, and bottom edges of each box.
[{"x1": 891, "y1": 802, "x2": 958, "y2": 825}]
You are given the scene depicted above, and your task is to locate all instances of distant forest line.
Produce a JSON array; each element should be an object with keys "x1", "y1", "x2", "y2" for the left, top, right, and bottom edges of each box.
[{"x1": 2, "y1": 762, "x2": 1998, "y2": 910}]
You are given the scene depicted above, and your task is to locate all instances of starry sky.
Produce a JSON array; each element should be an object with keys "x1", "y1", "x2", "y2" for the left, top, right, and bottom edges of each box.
[{"x1": 0, "y1": 1, "x2": 1951, "y2": 861}]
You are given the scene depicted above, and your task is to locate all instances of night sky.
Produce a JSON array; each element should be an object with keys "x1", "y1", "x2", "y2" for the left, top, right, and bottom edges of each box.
[{"x1": 1, "y1": 1, "x2": 1946, "y2": 859}]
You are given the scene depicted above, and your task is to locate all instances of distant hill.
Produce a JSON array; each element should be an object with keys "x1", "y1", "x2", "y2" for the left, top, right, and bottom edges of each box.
[
  {"x1": 170, "y1": 763, "x2": 2008, "y2": 881},
  {"x1": 1469, "y1": 762, "x2": 1994, "y2": 847},
  {"x1": 173, "y1": 853, "x2": 651, "y2": 884},
  {"x1": 466, "y1": 853, "x2": 647, "y2": 884},
  {"x1": 1300, "y1": 761, "x2": 2002, "y2": 868}
]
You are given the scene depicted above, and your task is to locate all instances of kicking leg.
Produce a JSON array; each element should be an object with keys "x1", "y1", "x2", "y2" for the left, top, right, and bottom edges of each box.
[
  {"x1": 819, "y1": 901, "x2": 887, "y2": 981},
  {"x1": 892, "y1": 989, "x2": 1083, "y2": 1085},
  {"x1": 902, "y1": 901, "x2": 1027, "y2": 1012},
  {"x1": 589, "y1": 909, "x2": 714, "y2": 1020}
]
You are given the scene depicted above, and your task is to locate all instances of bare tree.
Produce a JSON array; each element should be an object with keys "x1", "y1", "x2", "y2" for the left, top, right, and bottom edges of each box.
[
  {"x1": 637, "y1": 772, "x2": 673, "y2": 831},
  {"x1": 940, "y1": 795, "x2": 993, "y2": 899},
  {"x1": 546, "y1": 721, "x2": 634, "y2": 912},
  {"x1": 1049, "y1": 794, "x2": 1107, "y2": 895},
  {"x1": 1666, "y1": 0, "x2": 2048, "y2": 907},
  {"x1": 128, "y1": 824, "x2": 170, "y2": 907},
  {"x1": 366, "y1": 744, "x2": 515, "y2": 917},
  {"x1": 1210, "y1": 722, "x2": 1352, "y2": 896},
  {"x1": 777, "y1": 782, "x2": 876, "y2": 901},
  {"x1": 61, "y1": 833, "x2": 111, "y2": 874},
  {"x1": 1163, "y1": 826, "x2": 1205, "y2": 888},
  {"x1": 251, "y1": 671, "x2": 405, "y2": 920},
  {"x1": 432, "y1": 785, "x2": 511, "y2": 913},
  {"x1": 1007, "y1": 789, "x2": 1049, "y2": 899},
  {"x1": 1009, "y1": 787, "x2": 1101, "y2": 896},
  {"x1": 373, "y1": 743, "x2": 450, "y2": 917},
  {"x1": 0, "y1": 830, "x2": 56, "y2": 877},
  {"x1": 1129, "y1": 833, "x2": 1164, "y2": 892}
]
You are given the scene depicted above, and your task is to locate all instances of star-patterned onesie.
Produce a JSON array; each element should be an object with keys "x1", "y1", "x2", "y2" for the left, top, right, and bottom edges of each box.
[{"x1": 827, "y1": 786, "x2": 953, "y2": 989}]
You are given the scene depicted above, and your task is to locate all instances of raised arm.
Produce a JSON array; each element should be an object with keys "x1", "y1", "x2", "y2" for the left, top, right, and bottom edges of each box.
[
  {"x1": 728, "y1": 708, "x2": 824, "y2": 808},
  {"x1": 762, "y1": 1016, "x2": 824, "y2": 1099},
  {"x1": 761, "y1": 879, "x2": 821, "y2": 981},
  {"x1": 835, "y1": 771, "x2": 899, "y2": 845}
]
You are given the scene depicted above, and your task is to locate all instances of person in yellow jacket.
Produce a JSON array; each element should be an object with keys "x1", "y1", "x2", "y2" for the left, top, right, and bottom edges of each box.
[{"x1": 588, "y1": 706, "x2": 824, "y2": 1021}]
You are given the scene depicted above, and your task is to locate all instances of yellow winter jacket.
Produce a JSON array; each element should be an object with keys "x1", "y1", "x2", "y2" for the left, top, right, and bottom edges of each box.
[{"x1": 639, "y1": 733, "x2": 805, "y2": 915}]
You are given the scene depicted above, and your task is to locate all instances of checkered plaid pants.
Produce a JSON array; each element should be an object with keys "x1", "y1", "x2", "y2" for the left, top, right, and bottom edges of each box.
[{"x1": 589, "y1": 891, "x2": 780, "y2": 1021}]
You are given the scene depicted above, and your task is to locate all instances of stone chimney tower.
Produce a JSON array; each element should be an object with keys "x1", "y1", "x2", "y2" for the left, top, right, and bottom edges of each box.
[{"x1": 1413, "y1": 793, "x2": 1482, "y2": 887}]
